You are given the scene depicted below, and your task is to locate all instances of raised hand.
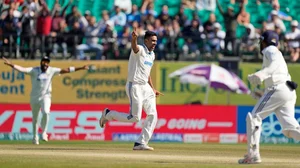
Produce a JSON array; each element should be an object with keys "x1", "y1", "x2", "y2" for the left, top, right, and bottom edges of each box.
[
  {"x1": 2, "y1": 57, "x2": 12, "y2": 66},
  {"x1": 132, "y1": 27, "x2": 138, "y2": 39}
]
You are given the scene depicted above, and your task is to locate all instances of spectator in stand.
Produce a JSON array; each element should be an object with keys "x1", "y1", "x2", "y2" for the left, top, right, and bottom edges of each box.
[
  {"x1": 174, "y1": 6, "x2": 188, "y2": 27},
  {"x1": 158, "y1": 5, "x2": 171, "y2": 26},
  {"x1": 127, "y1": 4, "x2": 141, "y2": 26},
  {"x1": 216, "y1": 0, "x2": 245, "y2": 54},
  {"x1": 204, "y1": 22, "x2": 225, "y2": 58},
  {"x1": 1, "y1": 7, "x2": 20, "y2": 58},
  {"x1": 51, "y1": 0, "x2": 69, "y2": 33},
  {"x1": 26, "y1": 0, "x2": 39, "y2": 14},
  {"x1": 285, "y1": 21, "x2": 300, "y2": 62},
  {"x1": 143, "y1": 13, "x2": 155, "y2": 28},
  {"x1": 19, "y1": 5, "x2": 35, "y2": 59},
  {"x1": 4, "y1": 1, "x2": 22, "y2": 18},
  {"x1": 35, "y1": 0, "x2": 53, "y2": 58},
  {"x1": 153, "y1": 18, "x2": 165, "y2": 60},
  {"x1": 118, "y1": 26, "x2": 131, "y2": 58},
  {"x1": 264, "y1": 10, "x2": 286, "y2": 32},
  {"x1": 65, "y1": 5, "x2": 77, "y2": 26},
  {"x1": 203, "y1": 13, "x2": 217, "y2": 36},
  {"x1": 141, "y1": 0, "x2": 157, "y2": 19},
  {"x1": 268, "y1": 3, "x2": 292, "y2": 22},
  {"x1": 110, "y1": 5, "x2": 127, "y2": 27},
  {"x1": 162, "y1": 22, "x2": 181, "y2": 60},
  {"x1": 114, "y1": 0, "x2": 132, "y2": 14},
  {"x1": 51, "y1": 20, "x2": 68, "y2": 58},
  {"x1": 76, "y1": 16, "x2": 103, "y2": 60},
  {"x1": 172, "y1": 19, "x2": 182, "y2": 37},
  {"x1": 237, "y1": 7, "x2": 250, "y2": 26},
  {"x1": 83, "y1": 10, "x2": 92, "y2": 23},
  {"x1": 239, "y1": 23, "x2": 260, "y2": 59},
  {"x1": 182, "y1": 19, "x2": 201, "y2": 59},
  {"x1": 101, "y1": 20, "x2": 117, "y2": 59},
  {"x1": 67, "y1": 21, "x2": 84, "y2": 57},
  {"x1": 98, "y1": 10, "x2": 111, "y2": 32}
]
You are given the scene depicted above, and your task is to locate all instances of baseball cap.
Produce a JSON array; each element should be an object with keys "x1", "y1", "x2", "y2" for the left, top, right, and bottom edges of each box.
[
  {"x1": 41, "y1": 56, "x2": 50, "y2": 62},
  {"x1": 260, "y1": 30, "x2": 279, "y2": 46},
  {"x1": 291, "y1": 20, "x2": 298, "y2": 27}
]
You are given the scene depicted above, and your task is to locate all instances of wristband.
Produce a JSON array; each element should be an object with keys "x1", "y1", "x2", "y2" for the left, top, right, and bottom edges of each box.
[{"x1": 69, "y1": 67, "x2": 75, "y2": 72}]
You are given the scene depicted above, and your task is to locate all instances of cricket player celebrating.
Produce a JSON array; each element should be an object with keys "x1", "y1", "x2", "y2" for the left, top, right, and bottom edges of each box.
[
  {"x1": 2, "y1": 56, "x2": 89, "y2": 145},
  {"x1": 99, "y1": 28, "x2": 163, "y2": 150},
  {"x1": 239, "y1": 30, "x2": 300, "y2": 164}
]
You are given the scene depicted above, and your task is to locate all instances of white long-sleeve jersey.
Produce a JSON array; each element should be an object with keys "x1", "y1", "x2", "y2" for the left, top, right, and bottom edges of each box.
[
  {"x1": 255, "y1": 46, "x2": 291, "y2": 88},
  {"x1": 13, "y1": 65, "x2": 61, "y2": 102}
]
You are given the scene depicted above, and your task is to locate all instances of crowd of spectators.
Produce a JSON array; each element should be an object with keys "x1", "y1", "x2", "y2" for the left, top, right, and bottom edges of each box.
[{"x1": 0, "y1": 0, "x2": 299, "y2": 62}]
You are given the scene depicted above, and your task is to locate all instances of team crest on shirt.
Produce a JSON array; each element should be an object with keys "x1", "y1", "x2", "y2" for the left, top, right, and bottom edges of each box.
[
  {"x1": 37, "y1": 73, "x2": 48, "y2": 81},
  {"x1": 144, "y1": 61, "x2": 153, "y2": 67}
]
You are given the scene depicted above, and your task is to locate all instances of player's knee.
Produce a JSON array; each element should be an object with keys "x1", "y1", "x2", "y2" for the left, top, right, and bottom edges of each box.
[{"x1": 42, "y1": 110, "x2": 50, "y2": 115}]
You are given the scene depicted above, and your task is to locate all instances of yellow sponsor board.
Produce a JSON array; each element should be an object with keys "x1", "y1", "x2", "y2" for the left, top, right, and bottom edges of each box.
[{"x1": 0, "y1": 60, "x2": 157, "y2": 104}]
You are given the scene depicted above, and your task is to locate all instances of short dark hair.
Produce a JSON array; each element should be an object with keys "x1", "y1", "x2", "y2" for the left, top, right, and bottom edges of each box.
[{"x1": 144, "y1": 31, "x2": 157, "y2": 40}]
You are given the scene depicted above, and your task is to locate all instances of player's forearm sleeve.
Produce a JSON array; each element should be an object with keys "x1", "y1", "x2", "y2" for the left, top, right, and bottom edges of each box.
[{"x1": 13, "y1": 65, "x2": 31, "y2": 73}]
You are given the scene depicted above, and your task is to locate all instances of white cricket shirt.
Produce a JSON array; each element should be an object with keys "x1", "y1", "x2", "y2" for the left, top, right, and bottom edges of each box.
[
  {"x1": 260, "y1": 46, "x2": 291, "y2": 88},
  {"x1": 127, "y1": 45, "x2": 155, "y2": 85},
  {"x1": 24, "y1": 66, "x2": 61, "y2": 101}
]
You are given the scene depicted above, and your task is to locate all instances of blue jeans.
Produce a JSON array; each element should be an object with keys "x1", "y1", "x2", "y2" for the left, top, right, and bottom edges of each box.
[
  {"x1": 76, "y1": 43, "x2": 103, "y2": 60},
  {"x1": 53, "y1": 43, "x2": 68, "y2": 57}
]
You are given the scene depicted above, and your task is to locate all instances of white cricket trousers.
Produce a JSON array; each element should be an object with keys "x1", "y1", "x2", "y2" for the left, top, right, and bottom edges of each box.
[
  {"x1": 252, "y1": 82, "x2": 299, "y2": 133},
  {"x1": 106, "y1": 82, "x2": 158, "y2": 145},
  {"x1": 248, "y1": 82, "x2": 300, "y2": 156},
  {"x1": 30, "y1": 97, "x2": 51, "y2": 140}
]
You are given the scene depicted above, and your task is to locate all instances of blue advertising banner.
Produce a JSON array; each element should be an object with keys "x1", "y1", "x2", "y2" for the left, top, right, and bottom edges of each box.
[{"x1": 237, "y1": 106, "x2": 300, "y2": 143}]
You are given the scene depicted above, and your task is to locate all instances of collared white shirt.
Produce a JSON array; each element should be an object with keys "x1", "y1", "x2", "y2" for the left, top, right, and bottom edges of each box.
[
  {"x1": 285, "y1": 29, "x2": 300, "y2": 48},
  {"x1": 127, "y1": 45, "x2": 155, "y2": 85},
  {"x1": 23, "y1": 67, "x2": 61, "y2": 101}
]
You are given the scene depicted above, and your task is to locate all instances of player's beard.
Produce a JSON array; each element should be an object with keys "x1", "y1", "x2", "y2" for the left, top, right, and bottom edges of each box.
[{"x1": 41, "y1": 64, "x2": 48, "y2": 72}]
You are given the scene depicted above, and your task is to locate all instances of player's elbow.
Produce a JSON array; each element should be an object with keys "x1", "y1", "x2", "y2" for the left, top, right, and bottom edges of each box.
[{"x1": 132, "y1": 47, "x2": 139, "y2": 54}]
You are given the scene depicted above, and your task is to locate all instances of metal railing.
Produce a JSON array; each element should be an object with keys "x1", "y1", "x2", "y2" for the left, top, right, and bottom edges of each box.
[{"x1": 0, "y1": 33, "x2": 298, "y2": 61}]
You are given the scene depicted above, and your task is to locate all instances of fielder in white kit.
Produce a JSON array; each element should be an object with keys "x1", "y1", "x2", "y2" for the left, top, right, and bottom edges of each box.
[
  {"x1": 99, "y1": 29, "x2": 163, "y2": 150},
  {"x1": 239, "y1": 30, "x2": 300, "y2": 164},
  {"x1": 3, "y1": 56, "x2": 89, "y2": 145}
]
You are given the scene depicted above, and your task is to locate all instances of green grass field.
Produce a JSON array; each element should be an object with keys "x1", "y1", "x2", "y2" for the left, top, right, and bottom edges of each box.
[{"x1": 0, "y1": 141, "x2": 299, "y2": 168}]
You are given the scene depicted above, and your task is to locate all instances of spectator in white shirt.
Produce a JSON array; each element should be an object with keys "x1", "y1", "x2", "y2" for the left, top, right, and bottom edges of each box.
[
  {"x1": 114, "y1": 0, "x2": 132, "y2": 14},
  {"x1": 76, "y1": 16, "x2": 103, "y2": 60},
  {"x1": 285, "y1": 20, "x2": 300, "y2": 62},
  {"x1": 264, "y1": 10, "x2": 286, "y2": 32},
  {"x1": 110, "y1": 5, "x2": 127, "y2": 27}
]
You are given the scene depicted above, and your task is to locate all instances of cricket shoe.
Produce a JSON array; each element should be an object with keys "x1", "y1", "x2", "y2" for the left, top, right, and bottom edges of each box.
[
  {"x1": 99, "y1": 108, "x2": 109, "y2": 128},
  {"x1": 32, "y1": 139, "x2": 39, "y2": 145},
  {"x1": 133, "y1": 143, "x2": 154, "y2": 151},
  {"x1": 42, "y1": 133, "x2": 48, "y2": 142},
  {"x1": 238, "y1": 154, "x2": 262, "y2": 164}
]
